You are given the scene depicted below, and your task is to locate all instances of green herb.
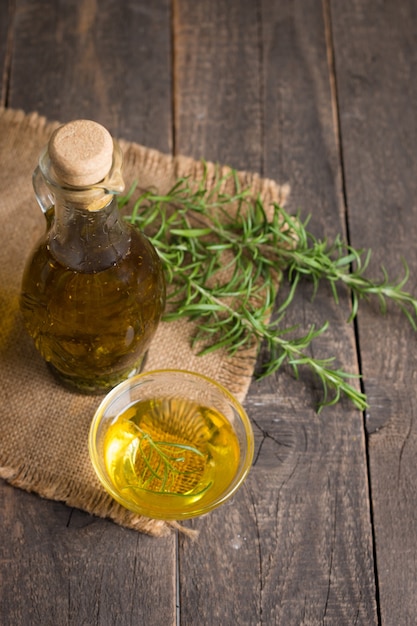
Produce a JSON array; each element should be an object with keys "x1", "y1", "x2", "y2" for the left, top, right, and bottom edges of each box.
[
  {"x1": 124, "y1": 423, "x2": 210, "y2": 496},
  {"x1": 119, "y1": 169, "x2": 417, "y2": 411}
]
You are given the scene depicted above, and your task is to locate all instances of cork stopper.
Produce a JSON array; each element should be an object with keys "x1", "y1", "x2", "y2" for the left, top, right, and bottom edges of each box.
[{"x1": 48, "y1": 120, "x2": 114, "y2": 187}]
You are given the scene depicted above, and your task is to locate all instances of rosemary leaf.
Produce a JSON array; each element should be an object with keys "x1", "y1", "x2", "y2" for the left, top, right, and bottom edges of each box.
[{"x1": 121, "y1": 168, "x2": 417, "y2": 411}]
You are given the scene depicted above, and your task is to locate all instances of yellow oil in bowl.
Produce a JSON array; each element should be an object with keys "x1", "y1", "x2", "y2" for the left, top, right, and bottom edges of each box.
[
  {"x1": 103, "y1": 397, "x2": 240, "y2": 517},
  {"x1": 89, "y1": 370, "x2": 254, "y2": 520}
]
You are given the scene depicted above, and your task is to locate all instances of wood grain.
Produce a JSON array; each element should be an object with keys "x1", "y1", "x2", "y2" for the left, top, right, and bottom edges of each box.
[
  {"x1": 0, "y1": 0, "x2": 13, "y2": 105},
  {"x1": 1, "y1": 482, "x2": 176, "y2": 625},
  {"x1": 331, "y1": 0, "x2": 417, "y2": 623},
  {"x1": 2, "y1": 2, "x2": 177, "y2": 625},
  {"x1": 172, "y1": 0, "x2": 263, "y2": 172},
  {"x1": 9, "y1": 0, "x2": 173, "y2": 151},
  {"x1": 173, "y1": 3, "x2": 266, "y2": 622},
  {"x1": 174, "y1": 0, "x2": 377, "y2": 623}
]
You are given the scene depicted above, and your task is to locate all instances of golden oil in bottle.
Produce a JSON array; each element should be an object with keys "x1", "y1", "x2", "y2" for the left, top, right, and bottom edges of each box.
[
  {"x1": 103, "y1": 396, "x2": 240, "y2": 519},
  {"x1": 20, "y1": 209, "x2": 165, "y2": 391},
  {"x1": 19, "y1": 120, "x2": 165, "y2": 392}
]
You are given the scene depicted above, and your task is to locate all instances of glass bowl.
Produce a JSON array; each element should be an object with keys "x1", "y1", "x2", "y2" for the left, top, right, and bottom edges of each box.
[{"x1": 88, "y1": 369, "x2": 254, "y2": 520}]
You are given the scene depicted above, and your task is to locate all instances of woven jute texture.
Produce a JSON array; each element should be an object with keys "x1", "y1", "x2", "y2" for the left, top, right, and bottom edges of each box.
[{"x1": 0, "y1": 108, "x2": 289, "y2": 536}]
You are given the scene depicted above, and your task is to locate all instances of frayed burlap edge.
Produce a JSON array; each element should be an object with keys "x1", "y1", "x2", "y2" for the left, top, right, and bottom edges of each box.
[{"x1": 0, "y1": 458, "x2": 195, "y2": 538}]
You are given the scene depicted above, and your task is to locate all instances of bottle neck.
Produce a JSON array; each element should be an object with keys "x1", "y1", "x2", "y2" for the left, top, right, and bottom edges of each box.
[{"x1": 48, "y1": 194, "x2": 130, "y2": 271}]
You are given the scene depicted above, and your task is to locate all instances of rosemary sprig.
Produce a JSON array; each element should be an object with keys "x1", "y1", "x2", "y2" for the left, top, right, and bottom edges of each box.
[
  {"x1": 120, "y1": 169, "x2": 417, "y2": 411},
  {"x1": 277, "y1": 222, "x2": 417, "y2": 327},
  {"x1": 124, "y1": 423, "x2": 210, "y2": 496}
]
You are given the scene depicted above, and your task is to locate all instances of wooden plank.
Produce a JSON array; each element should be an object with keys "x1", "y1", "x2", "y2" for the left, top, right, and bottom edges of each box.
[
  {"x1": 172, "y1": 0, "x2": 263, "y2": 171},
  {"x1": 1, "y1": 482, "x2": 176, "y2": 625},
  {"x1": 0, "y1": 0, "x2": 13, "y2": 105},
  {"x1": 331, "y1": 0, "x2": 417, "y2": 623},
  {"x1": 2, "y1": 2, "x2": 177, "y2": 624},
  {"x1": 9, "y1": 0, "x2": 172, "y2": 151},
  {"x1": 173, "y1": 3, "x2": 265, "y2": 624},
  {"x1": 174, "y1": 0, "x2": 378, "y2": 623}
]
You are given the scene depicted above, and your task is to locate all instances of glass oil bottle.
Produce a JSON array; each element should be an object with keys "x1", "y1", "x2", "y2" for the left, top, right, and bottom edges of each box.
[{"x1": 20, "y1": 120, "x2": 166, "y2": 392}]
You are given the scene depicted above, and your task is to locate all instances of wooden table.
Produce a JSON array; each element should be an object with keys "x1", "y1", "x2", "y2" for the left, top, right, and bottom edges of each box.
[{"x1": 1, "y1": 1, "x2": 416, "y2": 624}]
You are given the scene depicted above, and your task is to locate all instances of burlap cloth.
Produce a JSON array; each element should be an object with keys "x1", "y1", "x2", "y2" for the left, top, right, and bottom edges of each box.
[{"x1": 0, "y1": 108, "x2": 289, "y2": 536}]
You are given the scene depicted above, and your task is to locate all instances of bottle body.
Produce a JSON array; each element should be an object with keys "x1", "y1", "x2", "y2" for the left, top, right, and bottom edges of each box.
[{"x1": 20, "y1": 198, "x2": 165, "y2": 392}]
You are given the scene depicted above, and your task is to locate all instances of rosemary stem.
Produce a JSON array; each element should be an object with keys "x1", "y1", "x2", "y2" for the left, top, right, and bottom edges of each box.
[
  {"x1": 187, "y1": 281, "x2": 367, "y2": 411},
  {"x1": 120, "y1": 169, "x2": 417, "y2": 411}
]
